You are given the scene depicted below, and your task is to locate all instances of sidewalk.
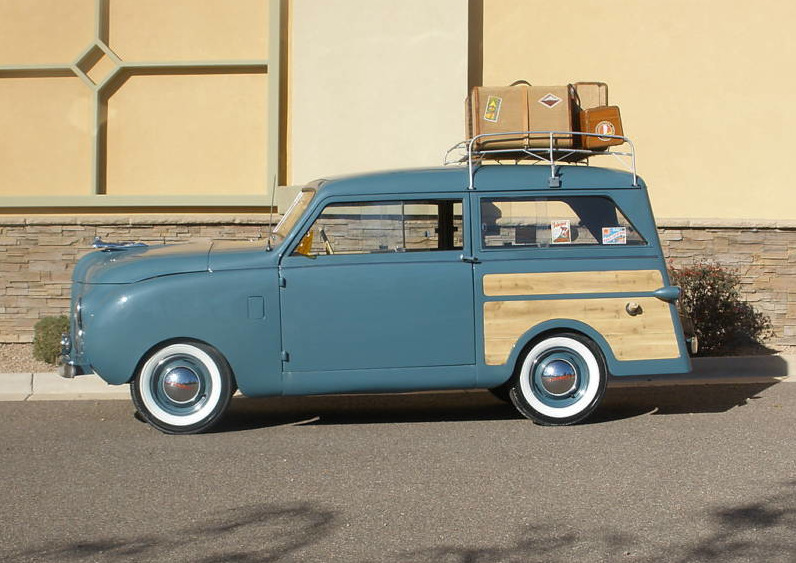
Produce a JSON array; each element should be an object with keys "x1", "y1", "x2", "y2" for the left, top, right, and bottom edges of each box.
[{"x1": 0, "y1": 355, "x2": 793, "y2": 402}]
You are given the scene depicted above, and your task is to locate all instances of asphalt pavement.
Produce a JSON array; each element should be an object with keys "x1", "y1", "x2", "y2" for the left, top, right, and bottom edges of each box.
[{"x1": 1, "y1": 382, "x2": 794, "y2": 562}]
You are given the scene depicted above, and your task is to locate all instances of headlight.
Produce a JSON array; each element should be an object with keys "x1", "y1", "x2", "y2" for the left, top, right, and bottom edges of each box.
[
  {"x1": 74, "y1": 298, "x2": 84, "y2": 352},
  {"x1": 75, "y1": 298, "x2": 83, "y2": 330}
]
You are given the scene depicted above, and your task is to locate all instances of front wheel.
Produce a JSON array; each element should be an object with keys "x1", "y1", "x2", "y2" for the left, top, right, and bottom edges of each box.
[
  {"x1": 131, "y1": 341, "x2": 235, "y2": 434},
  {"x1": 509, "y1": 333, "x2": 607, "y2": 426}
]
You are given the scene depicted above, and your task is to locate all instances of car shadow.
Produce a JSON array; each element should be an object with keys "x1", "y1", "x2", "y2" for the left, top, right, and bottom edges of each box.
[
  {"x1": 211, "y1": 380, "x2": 784, "y2": 433},
  {"x1": 586, "y1": 380, "x2": 784, "y2": 424},
  {"x1": 214, "y1": 391, "x2": 519, "y2": 432}
]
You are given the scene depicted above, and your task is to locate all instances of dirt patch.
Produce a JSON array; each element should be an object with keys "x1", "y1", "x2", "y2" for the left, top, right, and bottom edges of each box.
[{"x1": 0, "y1": 344, "x2": 54, "y2": 373}]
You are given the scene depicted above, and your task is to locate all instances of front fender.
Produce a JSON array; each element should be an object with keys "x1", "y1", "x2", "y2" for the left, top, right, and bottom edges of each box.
[{"x1": 80, "y1": 269, "x2": 284, "y2": 396}]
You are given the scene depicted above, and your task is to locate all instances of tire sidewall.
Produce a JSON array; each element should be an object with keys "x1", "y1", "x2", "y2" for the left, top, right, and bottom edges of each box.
[
  {"x1": 131, "y1": 341, "x2": 233, "y2": 434},
  {"x1": 510, "y1": 333, "x2": 607, "y2": 426}
]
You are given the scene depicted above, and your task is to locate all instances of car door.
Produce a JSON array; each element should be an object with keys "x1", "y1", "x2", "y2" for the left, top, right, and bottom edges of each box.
[{"x1": 278, "y1": 196, "x2": 476, "y2": 386}]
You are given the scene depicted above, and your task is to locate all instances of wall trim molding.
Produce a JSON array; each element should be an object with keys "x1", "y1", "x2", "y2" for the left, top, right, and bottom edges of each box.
[
  {"x1": 0, "y1": 214, "x2": 276, "y2": 227},
  {"x1": 657, "y1": 218, "x2": 796, "y2": 230},
  {"x1": 3, "y1": 215, "x2": 794, "y2": 230}
]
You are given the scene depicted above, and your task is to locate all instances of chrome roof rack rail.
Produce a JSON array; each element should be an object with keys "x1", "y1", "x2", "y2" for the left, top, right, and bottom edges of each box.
[{"x1": 444, "y1": 131, "x2": 637, "y2": 190}]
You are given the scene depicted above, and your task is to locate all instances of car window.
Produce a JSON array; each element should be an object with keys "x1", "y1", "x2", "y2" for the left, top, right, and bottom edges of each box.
[
  {"x1": 293, "y1": 199, "x2": 464, "y2": 257},
  {"x1": 481, "y1": 196, "x2": 645, "y2": 248},
  {"x1": 271, "y1": 188, "x2": 315, "y2": 244}
]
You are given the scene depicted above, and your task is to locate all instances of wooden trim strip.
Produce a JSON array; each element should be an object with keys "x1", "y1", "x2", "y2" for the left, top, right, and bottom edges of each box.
[{"x1": 483, "y1": 270, "x2": 663, "y2": 297}]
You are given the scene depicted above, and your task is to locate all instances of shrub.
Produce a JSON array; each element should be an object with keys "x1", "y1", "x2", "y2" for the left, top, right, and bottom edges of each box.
[
  {"x1": 670, "y1": 261, "x2": 772, "y2": 356},
  {"x1": 33, "y1": 316, "x2": 70, "y2": 365}
]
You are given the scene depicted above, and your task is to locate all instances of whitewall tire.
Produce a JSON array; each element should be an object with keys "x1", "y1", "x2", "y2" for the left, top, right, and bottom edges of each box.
[
  {"x1": 131, "y1": 341, "x2": 235, "y2": 435},
  {"x1": 509, "y1": 333, "x2": 607, "y2": 426}
]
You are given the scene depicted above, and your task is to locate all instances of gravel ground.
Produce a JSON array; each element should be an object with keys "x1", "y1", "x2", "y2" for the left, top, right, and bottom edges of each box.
[{"x1": 0, "y1": 344, "x2": 55, "y2": 373}]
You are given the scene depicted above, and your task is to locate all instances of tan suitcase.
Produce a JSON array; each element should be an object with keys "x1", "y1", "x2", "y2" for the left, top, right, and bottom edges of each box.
[
  {"x1": 579, "y1": 105, "x2": 624, "y2": 149},
  {"x1": 467, "y1": 82, "x2": 530, "y2": 150},
  {"x1": 527, "y1": 85, "x2": 575, "y2": 148},
  {"x1": 573, "y1": 82, "x2": 608, "y2": 110}
]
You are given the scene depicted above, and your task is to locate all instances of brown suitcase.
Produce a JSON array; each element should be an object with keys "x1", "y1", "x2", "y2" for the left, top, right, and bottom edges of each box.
[
  {"x1": 467, "y1": 82, "x2": 530, "y2": 150},
  {"x1": 579, "y1": 105, "x2": 624, "y2": 149},
  {"x1": 527, "y1": 85, "x2": 575, "y2": 148}
]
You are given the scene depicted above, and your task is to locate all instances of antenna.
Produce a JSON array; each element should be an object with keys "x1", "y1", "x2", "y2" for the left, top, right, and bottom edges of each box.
[{"x1": 266, "y1": 174, "x2": 277, "y2": 251}]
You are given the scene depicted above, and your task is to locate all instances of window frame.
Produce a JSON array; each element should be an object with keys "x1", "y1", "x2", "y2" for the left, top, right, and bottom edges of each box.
[
  {"x1": 283, "y1": 194, "x2": 468, "y2": 261},
  {"x1": 477, "y1": 193, "x2": 648, "y2": 252}
]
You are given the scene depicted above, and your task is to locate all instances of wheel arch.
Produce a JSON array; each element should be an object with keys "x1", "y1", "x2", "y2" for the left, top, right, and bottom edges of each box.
[
  {"x1": 504, "y1": 319, "x2": 616, "y2": 380},
  {"x1": 133, "y1": 336, "x2": 238, "y2": 389}
]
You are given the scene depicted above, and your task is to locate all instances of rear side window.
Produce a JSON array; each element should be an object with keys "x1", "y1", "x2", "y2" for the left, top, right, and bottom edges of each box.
[
  {"x1": 293, "y1": 199, "x2": 464, "y2": 257},
  {"x1": 480, "y1": 196, "x2": 646, "y2": 248}
]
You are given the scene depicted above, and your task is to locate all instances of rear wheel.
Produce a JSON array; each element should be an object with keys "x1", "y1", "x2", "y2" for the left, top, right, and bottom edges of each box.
[
  {"x1": 510, "y1": 333, "x2": 607, "y2": 426},
  {"x1": 131, "y1": 341, "x2": 235, "y2": 434}
]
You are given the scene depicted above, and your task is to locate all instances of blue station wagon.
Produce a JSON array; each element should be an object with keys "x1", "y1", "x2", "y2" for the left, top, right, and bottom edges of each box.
[{"x1": 59, "y1": 154, "x2": 693, "y2": 433}]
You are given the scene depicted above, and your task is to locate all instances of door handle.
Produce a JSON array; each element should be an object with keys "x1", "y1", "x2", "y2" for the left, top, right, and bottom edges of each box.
[{"x1": 460, "y1": 254, "x2": 480, "y2": 264}]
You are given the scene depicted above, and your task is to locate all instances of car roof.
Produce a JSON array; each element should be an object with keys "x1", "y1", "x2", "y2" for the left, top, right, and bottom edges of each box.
[{"x1": 314, "y1": 164, "x2": 643, "y2": 197}]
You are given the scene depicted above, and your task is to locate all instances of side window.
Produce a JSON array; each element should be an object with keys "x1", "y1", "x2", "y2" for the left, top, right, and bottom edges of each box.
[
  {"x1": 481, "y1": 196, "x2": 646, "y2": 248},
  {"x1": 293, "y1": 199, "x2": 464, "y2": 257}
]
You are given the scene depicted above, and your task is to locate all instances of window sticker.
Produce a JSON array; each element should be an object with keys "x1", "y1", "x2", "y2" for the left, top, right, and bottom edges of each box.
[
  {"x1": 602, "y1": 226, "x2": 627, "y2": 245},
  {"x1": 483, "y1": 96, "x2": 502, "y2": 123},
  {"x1": 551, "y1": 220, "x2": 571, "y2": 244}
]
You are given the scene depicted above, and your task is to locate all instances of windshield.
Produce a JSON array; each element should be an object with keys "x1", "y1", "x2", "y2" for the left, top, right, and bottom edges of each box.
[{"x1": 269, "y1": 188, "x2": 316, "y2": 246}]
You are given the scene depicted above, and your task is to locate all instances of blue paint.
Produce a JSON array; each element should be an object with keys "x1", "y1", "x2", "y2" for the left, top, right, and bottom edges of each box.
[{"x1": 62, "y1": 164, "x2": 692, "y2": 405}]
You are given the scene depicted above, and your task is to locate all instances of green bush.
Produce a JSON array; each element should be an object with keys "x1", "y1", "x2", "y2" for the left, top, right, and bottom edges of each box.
[
  {"x1": 33, "y1": 316, "x2": 70, "y2": 365},
  {"x1": 670, "y1": 261, "x2": 772, "y2": 356}
]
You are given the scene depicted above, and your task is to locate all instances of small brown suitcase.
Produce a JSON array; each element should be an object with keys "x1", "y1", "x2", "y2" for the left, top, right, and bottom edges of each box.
[
  {"x1": 467, "y1": 82, "x2": 530, "y2": 150},
  {"x1": 579, "y1": 105, "x2": 624, "y2": 149}
]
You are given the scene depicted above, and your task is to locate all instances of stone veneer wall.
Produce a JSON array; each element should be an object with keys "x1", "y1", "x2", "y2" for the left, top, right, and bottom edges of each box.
[
  {"x1": 0, "y1": 215, "x2": 273, "y2": 343},
  {"x1": 1, "y1": 215, "x2": 794, "y2": 347},
  {"x1": 659, "y1": 219, "x2": 796, "y2": 348}
]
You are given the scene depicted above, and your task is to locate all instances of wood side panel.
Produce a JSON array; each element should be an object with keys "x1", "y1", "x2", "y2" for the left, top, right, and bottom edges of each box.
[
  {"x1": 483, "y1": 297, "x2": 679, "y2": 365},
  {"x1": 483, "y1": 270, "x2": 664, "y2": 297}
]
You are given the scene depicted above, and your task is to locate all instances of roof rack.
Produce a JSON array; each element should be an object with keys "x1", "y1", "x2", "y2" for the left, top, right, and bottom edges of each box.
[{"x1": 444, "y1": 131, "x2": 637, "y2": 190}]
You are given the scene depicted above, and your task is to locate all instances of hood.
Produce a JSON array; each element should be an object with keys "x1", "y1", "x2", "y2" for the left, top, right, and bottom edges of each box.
[
  {"x1": 73, "y1": 241, "x2": 212, "y2": 285},
  {"x1": 207, "y1": 240, "x2": 272, "y2": 271},
  {"x1": 73, "y1": 240, "x2": 274, "y2": 285}
]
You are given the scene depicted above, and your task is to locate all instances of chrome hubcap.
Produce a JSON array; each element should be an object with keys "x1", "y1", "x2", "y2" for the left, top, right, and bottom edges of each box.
[
  {"x1": 162, "y1": 366, "x2": 201, "y2": 404},
  {"x1": 540, "y1": 359, "x2": 578, "y2": 396}
]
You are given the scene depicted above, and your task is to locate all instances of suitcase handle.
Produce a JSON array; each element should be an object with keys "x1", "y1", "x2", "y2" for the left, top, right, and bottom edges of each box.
[
  {"x1": 569, "y1": 83, "x2": 580, "y2": 107},
  {"x1": 574, "y1": 81, "x2": 608, "y2": 98},
  {"x1": 509, "y1": 80, "x2": 532, "y2": 87}
]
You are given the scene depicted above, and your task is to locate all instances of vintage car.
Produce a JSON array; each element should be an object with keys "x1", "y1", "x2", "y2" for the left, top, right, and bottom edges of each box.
[{"x1": 59, "y1": 154, "x2": 693, "y2": 433}]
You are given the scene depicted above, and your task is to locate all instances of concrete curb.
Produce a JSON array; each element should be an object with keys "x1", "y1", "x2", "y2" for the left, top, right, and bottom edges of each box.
[
  {"x1": 609, "y1": 355, "x2": 795, "y2": 388},
  {"x1": 0, "y1": 355, "x2": 793, "y2": 402},
  {"x1": 0, "y1": 371, "x2": 129, "y2": 402}
]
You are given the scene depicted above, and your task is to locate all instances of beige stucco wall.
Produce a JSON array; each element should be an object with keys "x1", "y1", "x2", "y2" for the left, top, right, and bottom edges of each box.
[
  {"x1": 0, "y1": 0, "x2": 271, "y2": 203},
  {"x1": 482, "y1": 0, "x2": 796, "y2": 221},
  {"x1": 288, "y1": 0, "x2": 469, "y2": 185}
]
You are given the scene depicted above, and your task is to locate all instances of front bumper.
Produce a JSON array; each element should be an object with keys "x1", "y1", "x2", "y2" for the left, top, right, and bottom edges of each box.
[
  {"x1": 57, "y1": 357, "x2": 79, "y2": 378},
  {"x1": 57, "y1": 333, "x2": 87, "y2": 379}
]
